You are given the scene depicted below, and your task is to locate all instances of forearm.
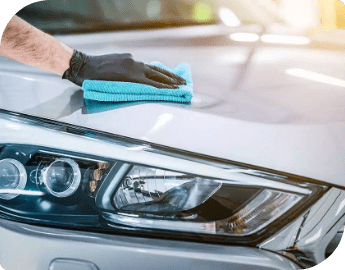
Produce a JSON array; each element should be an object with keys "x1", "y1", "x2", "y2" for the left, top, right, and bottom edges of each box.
[
  {"x1": 0, "y1": 15, "x2": 73, "y2": 76},
  {"x1": 0, "y1": 15, "x2": 185, "y2": 88}
]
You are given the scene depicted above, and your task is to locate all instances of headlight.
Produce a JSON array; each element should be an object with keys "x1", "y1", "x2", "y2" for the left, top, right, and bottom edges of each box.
[
  {"x1": 36, "y1": 158, "x2": 82, "y2": 198},
  {"x1": 108, "y1": 166, "x2": 303, "y2": 236},
  {"x1": 0, "y1": 158, "x2": 27, "y2": 200},
  {"x1": 0, "y1": 110, "x2": 327, "y2": 245}
]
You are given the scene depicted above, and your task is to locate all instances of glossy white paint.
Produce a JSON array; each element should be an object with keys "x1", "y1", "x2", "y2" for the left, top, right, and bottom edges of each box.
[
  {"x1": 296, "y1": 188, "x2": 345, "y2": 263},
  {"x1": 0, "y1": 219, "x2": 301, "y2": 270},
  {"x1": 0, "y1": 25, "x2": 345, "y2": 186},
  {"x1": 260, "y1": 188, "x2": 345, "y2": 265},
  {"x1": 0, "y1": 114, "x2": 312, "y2": 195}
]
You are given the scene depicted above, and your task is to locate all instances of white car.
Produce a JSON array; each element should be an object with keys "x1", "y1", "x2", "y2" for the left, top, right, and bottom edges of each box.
[{"x1": 0, "y1": 0, "x2": 344, "y2": 269}]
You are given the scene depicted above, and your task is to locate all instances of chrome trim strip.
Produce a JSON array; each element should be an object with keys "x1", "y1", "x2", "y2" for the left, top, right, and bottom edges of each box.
[{"x1": 38, "y1": 150, "x2": 106, "y2": 163}]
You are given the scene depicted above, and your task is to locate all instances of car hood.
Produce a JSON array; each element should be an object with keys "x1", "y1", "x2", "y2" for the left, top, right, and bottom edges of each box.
[{"x1": 1, "y1": 25, "x2": 345, "y2": 186}]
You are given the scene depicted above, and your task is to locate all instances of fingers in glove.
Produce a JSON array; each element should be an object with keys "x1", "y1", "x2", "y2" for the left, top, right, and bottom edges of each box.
[
  {"x1": 147, "y1": 65, "x2": 186, "y2": 85},
  {"x1": 145, "y1": 68, "x2": 181, "y2": 86},
  {"x1": 142, "y1": 78, "x2": 180, "y2": 89}
]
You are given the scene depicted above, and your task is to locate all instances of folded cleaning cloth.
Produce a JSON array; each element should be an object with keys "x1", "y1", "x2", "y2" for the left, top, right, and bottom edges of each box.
[{"x1": 82, "y1": 62, "x2": 193, "y2": 103}]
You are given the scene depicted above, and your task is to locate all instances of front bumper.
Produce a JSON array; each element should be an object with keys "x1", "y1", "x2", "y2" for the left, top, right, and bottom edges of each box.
[{"x1": 0, "y1": 219, "x2": 300, "y2": 270}]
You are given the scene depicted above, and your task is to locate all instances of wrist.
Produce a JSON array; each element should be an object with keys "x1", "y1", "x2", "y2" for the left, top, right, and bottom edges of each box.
[
  {"x1": 62, "y1": 50, "x2": 87, "y2": 86},
  {"x1": 55, "y1": 42, "x2": 74, "y2": 76},
  {"x1": 41, "y1": 34, "x2": 74, "y2": 76}
]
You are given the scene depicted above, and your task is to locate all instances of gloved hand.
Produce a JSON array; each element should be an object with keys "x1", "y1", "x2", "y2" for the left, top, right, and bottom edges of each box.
[{"x1": 62, "y1": 50, "x2": 186, "y2": 88}]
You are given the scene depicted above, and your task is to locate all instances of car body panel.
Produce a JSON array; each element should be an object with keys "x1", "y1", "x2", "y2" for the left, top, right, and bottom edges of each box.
[
  {"x1": 1, "y1": 25, "x2": 345, "y2": 186},
  {"x1": 0, "y1": 218, "x2": 300, "y2": 270}
]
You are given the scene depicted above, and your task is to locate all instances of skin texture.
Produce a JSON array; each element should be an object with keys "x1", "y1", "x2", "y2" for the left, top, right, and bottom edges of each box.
[
  {"x1": 0, "y1": 15, "x2": 74, "y2": 76},
  {"x1": 0, "y1": 16, "x2": 186, "y2": 88}
]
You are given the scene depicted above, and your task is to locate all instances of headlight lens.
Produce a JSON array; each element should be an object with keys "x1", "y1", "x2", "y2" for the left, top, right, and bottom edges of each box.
[
  {"x1": 0, "y1": 111, "x2": 327, "y2": 245},
  {"x1": 0, "y1": 158, "x2": 27, "y2": 200},
  {"x1": 104, "y1": 166, "x2": 305, "y2": 236},
  {"x1": 37, "y1": 158, "x2": 82, "y2": 198}
]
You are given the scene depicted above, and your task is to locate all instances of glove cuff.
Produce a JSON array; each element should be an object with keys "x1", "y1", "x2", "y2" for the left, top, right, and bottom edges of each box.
[{"x1": 62, "y1": 50, "x2": 86, "y2": 82}]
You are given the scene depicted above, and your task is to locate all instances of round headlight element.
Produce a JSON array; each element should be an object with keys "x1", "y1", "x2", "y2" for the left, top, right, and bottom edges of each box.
[
  {"x1": 0, "y1": 159, "x2": 27, "y2": 200},
  {"x1": 41, "y1": 158, "x2": 81, "y2": 198}
]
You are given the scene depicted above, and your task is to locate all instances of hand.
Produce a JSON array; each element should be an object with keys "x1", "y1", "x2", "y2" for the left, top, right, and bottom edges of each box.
[{"x1": 62, "y1": 50, "x2": 186, "y2": 88}]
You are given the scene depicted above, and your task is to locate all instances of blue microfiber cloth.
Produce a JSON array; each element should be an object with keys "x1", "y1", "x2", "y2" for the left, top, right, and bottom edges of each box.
[{"x1": 82, "y1": 62, "x2": 193, "y2": 103}]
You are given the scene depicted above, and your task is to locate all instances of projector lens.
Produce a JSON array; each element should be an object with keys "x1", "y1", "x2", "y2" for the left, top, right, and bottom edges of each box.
[
  {"x1": 41, "y1": 158, "x2": 81, "y2": 198},
  {"x1": 0, "y1": 159, "x2": 27, "y2": 200}
]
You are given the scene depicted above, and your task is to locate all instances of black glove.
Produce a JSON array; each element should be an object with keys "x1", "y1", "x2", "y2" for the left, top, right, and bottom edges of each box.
[{"x1": 63, "y1": 50, "x2": 186, "y2": 88}]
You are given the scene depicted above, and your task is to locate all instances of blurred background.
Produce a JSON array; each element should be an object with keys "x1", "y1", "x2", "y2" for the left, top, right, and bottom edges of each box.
[
  {"x1": 264, "y1": 0, "x2": 345, "y2": 45},
  {"x1": 8, "y1": 0, "x2": 345, "y2": 123},
  {"x1": 17, "y1": 0, "x2": 345, "y2": 48}
]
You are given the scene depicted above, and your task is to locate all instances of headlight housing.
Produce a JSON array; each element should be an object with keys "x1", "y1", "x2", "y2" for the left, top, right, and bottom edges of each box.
[
  {"x1": 107, "y1": 166, "x2": 305, "y2": 237},
  {"x1": 0, "y1": 110, "x2": 327, "y2": 245}
]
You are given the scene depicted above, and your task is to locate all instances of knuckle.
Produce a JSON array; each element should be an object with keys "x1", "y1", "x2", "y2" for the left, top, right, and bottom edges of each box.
[
  {"x1": 121, "y1": 53, "x2": 133, "y2": 59},
  {"x1": 123, "y1": 57, "x2": 136, "y2": 66},
  {"x1": 138, "y1": 61, "x2": 146, "y2": 68}
]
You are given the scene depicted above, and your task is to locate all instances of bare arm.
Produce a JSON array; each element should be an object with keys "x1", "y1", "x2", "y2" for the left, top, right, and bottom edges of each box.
[
  {"x1": 0, "y1": 15, "x2": 185, "y2": 88},
  {"x1": 0, "y1": 15, "x2": 73, "y2": 76}
]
